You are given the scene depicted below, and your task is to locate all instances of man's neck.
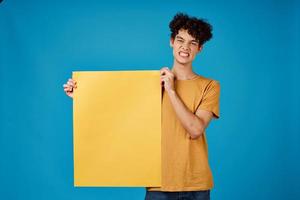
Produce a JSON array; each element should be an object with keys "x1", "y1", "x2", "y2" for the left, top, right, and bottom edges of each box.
[{"x1": 171, "y1": 61, "x2": 197, "y2": 80}]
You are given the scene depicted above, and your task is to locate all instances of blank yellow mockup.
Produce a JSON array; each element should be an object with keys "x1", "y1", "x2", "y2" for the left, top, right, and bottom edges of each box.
[{"x1": 72, "y1": 70, "x2": 161, "y2": 187}]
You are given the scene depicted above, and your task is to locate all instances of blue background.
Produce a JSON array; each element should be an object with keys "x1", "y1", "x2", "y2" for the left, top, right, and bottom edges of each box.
[{"x1": 1, "y1": 0, "x2": 299, "y2": 199}]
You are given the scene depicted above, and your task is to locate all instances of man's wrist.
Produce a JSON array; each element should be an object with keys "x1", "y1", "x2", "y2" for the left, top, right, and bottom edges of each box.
[{"x1": 167, "y1": 89, "x2": 176, "y2": 96}]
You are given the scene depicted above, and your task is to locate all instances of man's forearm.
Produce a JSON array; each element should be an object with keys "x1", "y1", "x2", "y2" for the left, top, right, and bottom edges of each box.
[{"x1": 167, "y1": 90, "x2": 205, "y2": 139}]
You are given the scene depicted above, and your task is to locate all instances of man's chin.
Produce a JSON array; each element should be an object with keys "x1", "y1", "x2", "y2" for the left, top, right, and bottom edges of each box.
[{"x1": 176, "y1": 58, "x2": 191, "y2": 65}]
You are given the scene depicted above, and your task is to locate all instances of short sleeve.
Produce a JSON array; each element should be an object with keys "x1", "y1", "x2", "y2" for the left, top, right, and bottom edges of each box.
[{"x1": 197, "y1": 80, "x2": 220, "y2": 119}]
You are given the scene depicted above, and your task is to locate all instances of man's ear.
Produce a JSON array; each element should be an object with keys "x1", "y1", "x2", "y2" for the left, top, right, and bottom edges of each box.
[
  {"x1": 170, "y1": 38, "x2": 174, "y2": 48},
  {"x1": 197, "y1": 45, "x2": 203, "y2": 53}
]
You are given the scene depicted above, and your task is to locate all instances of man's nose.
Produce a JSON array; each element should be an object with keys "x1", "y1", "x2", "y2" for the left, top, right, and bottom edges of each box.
[{"x1": 182, "y1": 42, "x2": 190, "y2": 50}]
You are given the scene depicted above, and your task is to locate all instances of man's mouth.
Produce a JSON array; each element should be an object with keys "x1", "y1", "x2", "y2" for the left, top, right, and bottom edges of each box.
[{"x1": 179, "y1": 51, "x2": 190, "y2": 58}]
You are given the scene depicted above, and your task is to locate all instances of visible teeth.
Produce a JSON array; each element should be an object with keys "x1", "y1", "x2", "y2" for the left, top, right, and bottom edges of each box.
[{"x1": 179, "y1": 52, "x2": 189, "y2": 57}]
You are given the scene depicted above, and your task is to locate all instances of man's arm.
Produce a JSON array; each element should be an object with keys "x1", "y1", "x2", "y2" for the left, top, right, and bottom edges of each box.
[{"x1": 167, "y1": 90, "x2": 214, "y2": 139}]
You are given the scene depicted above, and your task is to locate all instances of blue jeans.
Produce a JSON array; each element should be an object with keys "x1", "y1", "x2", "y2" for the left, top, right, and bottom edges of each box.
[{"x1": 144, "y1": 190, "x2": 210, "y2": 200}]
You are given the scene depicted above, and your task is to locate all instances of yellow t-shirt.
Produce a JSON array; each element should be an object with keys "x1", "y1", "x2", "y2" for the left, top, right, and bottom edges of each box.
[{"x1": 147, "y1": 74, "x2": 220, "y2": 192}]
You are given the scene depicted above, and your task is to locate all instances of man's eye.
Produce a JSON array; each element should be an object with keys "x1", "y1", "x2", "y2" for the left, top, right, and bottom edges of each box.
[
  {"x1": 192, "y1": 42, "x2": 198, "y2": 45},
  {"x1": 177, "y1": 39, "x2": 183, "y2": 42}
]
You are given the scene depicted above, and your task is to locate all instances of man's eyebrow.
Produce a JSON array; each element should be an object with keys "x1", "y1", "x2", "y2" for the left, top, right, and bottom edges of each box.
[
  {"x1": 176, "y1": 36, "x2": 184, "y2": 40},
  {"x1": 176, "y1": 36, "x2": 198, "y2": 43}
]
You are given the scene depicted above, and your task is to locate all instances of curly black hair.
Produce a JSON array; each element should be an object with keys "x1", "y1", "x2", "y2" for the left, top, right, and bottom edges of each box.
[{"x1": 169, "y1": 12, "x2": 213, "y2": 46}]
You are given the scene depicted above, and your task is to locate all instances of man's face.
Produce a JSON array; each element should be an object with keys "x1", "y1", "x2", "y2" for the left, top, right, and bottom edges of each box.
[{"x1": 170, "y1": 29, "x2": 202, "y2": 65}]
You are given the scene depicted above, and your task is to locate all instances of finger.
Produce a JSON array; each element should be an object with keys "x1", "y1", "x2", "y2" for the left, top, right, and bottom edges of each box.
[
  {"x1": 161, "y1": 68, "x2": 172, "y2": 76},
  {"x1": 63, "y1": 83, "x2": 73, "y2": 87},
  {"x1": 68, "y1": 79, "x2": 77, "y2": 86},
  {"x1": 73, "y1": 80, "x2": 77, "y2": 87},
  {"x1": 67, "y1": 81, "x2": 75, "y2": 87},
  {"x1": 160, "y1": 74, "x2": 171, "y2": 80},
  {"x1": 64, "y1": 87, "x2": 73, "y2": 92},
  {"x1": 164, "y1": 67, "x2": 170, "y2": 72},
  {"x1": 160, "y1": 67, "x2": 169, "y2": 73},
  {"x1": 70, "y1": 79, "x2": 77, "y2": 85},
  {"x1": 63, "y1": 85, "x2": 71, "y2": 90},
  {"x1": 161, "y1": 77, "x2": 168, "y2": 82},
  {"x1": 66, "y1": 85, "x2": 74, "y2": 91},
  {"x1": 160, "y1": 67, "x2": 169, "y2": 75},
  {"x1": 160, "y1": 77, "x2": 167, "y2": 83},
  {"x1": 66, "y1": 91, "x2": 73, "y2": 97},
  {"x1": 161, "y1": 74, "x2": 168, "y2": 77}
]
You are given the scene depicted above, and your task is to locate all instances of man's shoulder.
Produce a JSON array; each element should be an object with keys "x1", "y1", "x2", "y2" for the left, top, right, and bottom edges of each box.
[{"x1": 196, "y1": 74, "x2": 220, "y2": 86}]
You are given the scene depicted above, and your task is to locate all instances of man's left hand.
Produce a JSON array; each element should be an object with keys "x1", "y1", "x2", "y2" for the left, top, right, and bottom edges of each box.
[{"x1": 160, "y1": 67, "x2": 175, "y2": 93}]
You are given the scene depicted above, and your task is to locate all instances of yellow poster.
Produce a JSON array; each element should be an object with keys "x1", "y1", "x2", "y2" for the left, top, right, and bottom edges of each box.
[{"x1": 72, "y1": 70, "x2": 161, "y2": 187}]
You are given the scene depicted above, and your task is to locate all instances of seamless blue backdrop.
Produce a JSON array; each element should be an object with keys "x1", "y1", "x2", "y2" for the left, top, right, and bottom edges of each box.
[{"x1": 1, "y1": 0, "x2": 299, "y2": 199}]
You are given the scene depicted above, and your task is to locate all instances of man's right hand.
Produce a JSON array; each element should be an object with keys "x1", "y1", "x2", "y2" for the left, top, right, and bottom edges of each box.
[{"x1": 63, "y1": 78, "x2": 77, "y2": 98}]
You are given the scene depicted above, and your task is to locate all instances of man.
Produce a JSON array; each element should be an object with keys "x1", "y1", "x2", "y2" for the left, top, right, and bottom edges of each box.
[{"x1": 63, "y1": 12, "x2": 220, "y2": 200}]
